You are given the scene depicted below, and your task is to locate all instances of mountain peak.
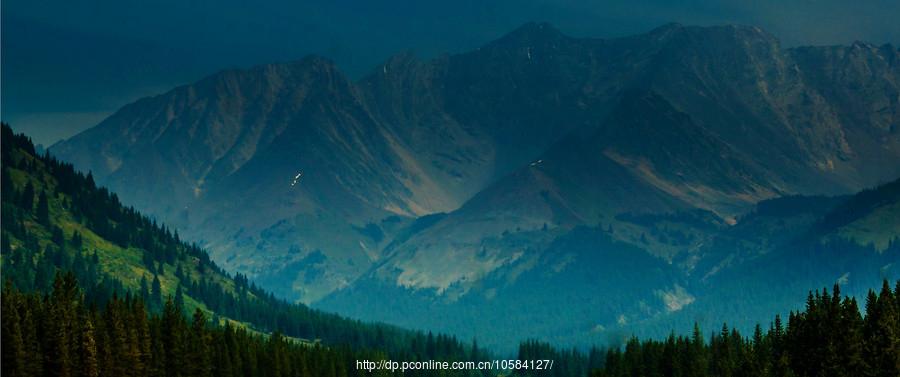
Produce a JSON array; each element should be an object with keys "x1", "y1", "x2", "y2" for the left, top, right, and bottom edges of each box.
[
  {"x1": 238, "y1": 55, "x2": 341, "y2": 79},
  {"x1": 646, "y1": 22, "x2": 777, "y2": 44},
  {"x1": 703, "y1": 24, "x2": 778, "y2": 44},
  {"x1": 202, "y1": 55, "x2": 340, "y2": 81},
  {"x1": 647, "y1": 22, "x2": 684, "y2": 36},
  {"x1": 186, "y1": 54, "x2": 351, "y2": 101},
  {"x1": 492, "y1": 22, "x2": 566, "y2": 46}
]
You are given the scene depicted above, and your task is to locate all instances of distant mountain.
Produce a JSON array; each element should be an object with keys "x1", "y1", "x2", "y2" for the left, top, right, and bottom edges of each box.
[
  {"x1": 51, "y1": 23, "x2": 900, "y2": 348},
  {"x1": 320, "y1": 179, "x2": 900, "y2": 350}
]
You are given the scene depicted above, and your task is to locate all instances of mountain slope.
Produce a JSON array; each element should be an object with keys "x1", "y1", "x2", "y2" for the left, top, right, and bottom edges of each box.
[
  {"x1": 818, "y1": 177, "x2": 900, "y2": 249},
  {"x1": 50, "y1": 22, "x2": 900, "y2": 336},
  {"x1": 50, "y1": 57, "x2": 501, "y2": 302},
  {"x1": 0, "y1": 124, "x2": 485, "y2": 360},
  {"x1": 320, "y1": 179, "x2": 900, "y2": 350}
]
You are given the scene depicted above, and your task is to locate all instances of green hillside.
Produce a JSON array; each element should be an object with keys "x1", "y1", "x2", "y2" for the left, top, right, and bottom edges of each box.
[
  {"x1": 0, "y1": 123, "x2": 488, "y2": 376},
  {"x1": 2, "y1": 124, "x2": 217, "y2": 318},
  {"x1": 816, "y1": 178, "x2": 900, "y2": 250}
]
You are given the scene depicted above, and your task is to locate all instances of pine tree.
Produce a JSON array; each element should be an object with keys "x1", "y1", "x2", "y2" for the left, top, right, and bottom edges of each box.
[
  {"x1": 1, "y1": 232, "x2": 11, "y2": 255},
  {"x1": 865, "y1": 281, "x2": 900, "y2": 376},
  {"x1": 174, "y1": 284, "x2": 185, "y2": 312},
  {"x1": 81, "y1": 314, "x2": 100, "y2": 377},
  {"x1": 104, "y1": 294, "x2": 131, "y2": 376},
  {"x1": 210, "y1": 331, "x2": 233, "y2": 377},
  {"x1": 36, "y1": 190, "x2": 50, "y2": 225},
  {"x1": 149, "y1": 319, "x2": 166, "y2": 377},
  {"x1": 1, "y1": 289, "x2": 28, "y2": 377},
  {"x1": 752, "y1": 323, "x2": 771, "y2": 374},
  {"x1": 689, "y1": 323, "x2": 708, "y2": 376},
  {"x1": 189, "y1": 309, "x2": 213, "y2": 377},
  {"x1": 1, "y1": 167, "x2": 15, "y2": 203},
  {"x1": 162, "y1": 298, "x2": 185, "y2": 377},
  {"x1": 20, "y1": 180, "x2": 35, "y2": 210},
  {"x1": 151, "y1": 274, "x2": 163, "y2": 311},
  {"x1": 70, "y1": 231, "x2": 83, "y2": 252},
  {"x1": 133, "y1": 299, "x2": 153, "y2": 376},
  {"x1": 141, "y1": 275, "x2": 151, "y2": 303},
  {"x1": 223, "y1": 322, "x2": 243, "y2": 377},
  {"x1": 713, "y1": 323, "x2": 735, "y2": 377},
  {"x1": 47, "y1": 272, "x2": 79, "y2": 377},
  {"x1": 837, "y1": 295, "x2": 866, "y2": 375},
  {"x1": 21, "y1": 299, "x2": 44, "y2": 377}
]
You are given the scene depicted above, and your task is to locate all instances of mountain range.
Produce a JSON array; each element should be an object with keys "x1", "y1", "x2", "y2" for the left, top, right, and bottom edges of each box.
[{"x1": 50, "y1": 22, "x2": 900, "y2": 349}]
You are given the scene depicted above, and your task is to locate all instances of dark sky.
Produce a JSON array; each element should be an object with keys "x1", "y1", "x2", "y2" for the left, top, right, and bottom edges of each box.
[{"x1": 3, "y1": 0, "x2": 900, "y2": 146}]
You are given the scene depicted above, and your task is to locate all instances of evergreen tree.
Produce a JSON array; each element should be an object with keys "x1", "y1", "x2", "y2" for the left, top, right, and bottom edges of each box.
[
  {"x1": 1, "y1": 166, "x2": 15, "y2": 203},
  {"x1": 104, "y1": 294, "x2": 132, "y2": 376},
  {"x1": 141, "y1": 275, "x2": 151, "y2": 303},
  {"x1": 174, "y1": 285, "x2": 185, "y2": 312},
  {"x1": 188, "y1": 309, "x2": 212, "y2": 377},
  {"x1": 1, "y1": 232, "x2": 11, "y2": 255},
  {"x1": 70, "y1": 231, "x2": 83, "y2": 252},
  {"x1": 161, "y1": 298, "x2": 185, "y2": 377},
  {"x1": 863, "y1": 282, "x2": 900, "y2": 376},
  {"x1": 149, "y1": 319, "x2": 166, "y2": 377},
  {"x1": 20, "y1": 180, "x2": 35, "y2": 210},
  {"x1": 80, "y1": 314, "x2": 100, "y2": 377},
  {"x1": 46, "y1": 272, "x2": 79, "y2": 377},
  {"x1": 36, "y1": 190, "x2": 50, "y2": 225},
  {"x1": 133, "y1": 299, "x2": 153, "y2": 376},
  {"x1": 1, "y1": 286, "x2": 28, "y2": 377},
  {"x1": 689, "y1": 323, "x2": 708, "y2": 377},
  {"x1": 151, "y1": 274, "x2": 163, "y2": 311}
]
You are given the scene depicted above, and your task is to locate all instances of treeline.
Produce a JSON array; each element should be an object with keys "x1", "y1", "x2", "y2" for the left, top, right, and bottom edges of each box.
[
  {"x1": 0, "y1": 124, "x2": 208, "y2": 267},
  {"x1": 816, "y1": 177, "x2": 900, "y2": 233},
  {"x1": 515, "y1": 281, "x2": 900, "y2": 377},
  {"x1": 1, "y1": 123, "x2": 489, "y2": 370},
  {"x1": 2, "y1": 272, "x2": 382, "y2": 377},
  {"x1": 516, "y1": 340, "x2": 605, "y2": 377},
  {"x1": 1, "y1": 123, "x2": 191, "y2": 307},
  {"x1": 1, "y1": 273, "x2": 492, "y2": 377}
]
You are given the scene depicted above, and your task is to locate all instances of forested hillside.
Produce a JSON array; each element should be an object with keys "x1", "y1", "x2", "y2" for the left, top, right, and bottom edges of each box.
[
  {"x1": 0, "y1": 123, "x2": 489, "y2": 376},
  {"x1": 513, "y1": 281, "x2": 900, "y2": 377},
  {"x1": 2, "y1": 273, "x2": 365, "y2": 377}
]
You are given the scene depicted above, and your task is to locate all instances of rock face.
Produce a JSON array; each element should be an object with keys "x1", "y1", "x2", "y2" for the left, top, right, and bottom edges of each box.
[
  {"x1": 52, "y1": 22, "x2": 900, "y2": 346},
  {"x1": 53, "y1": 56, "x2": 500, "y2": 301}
]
